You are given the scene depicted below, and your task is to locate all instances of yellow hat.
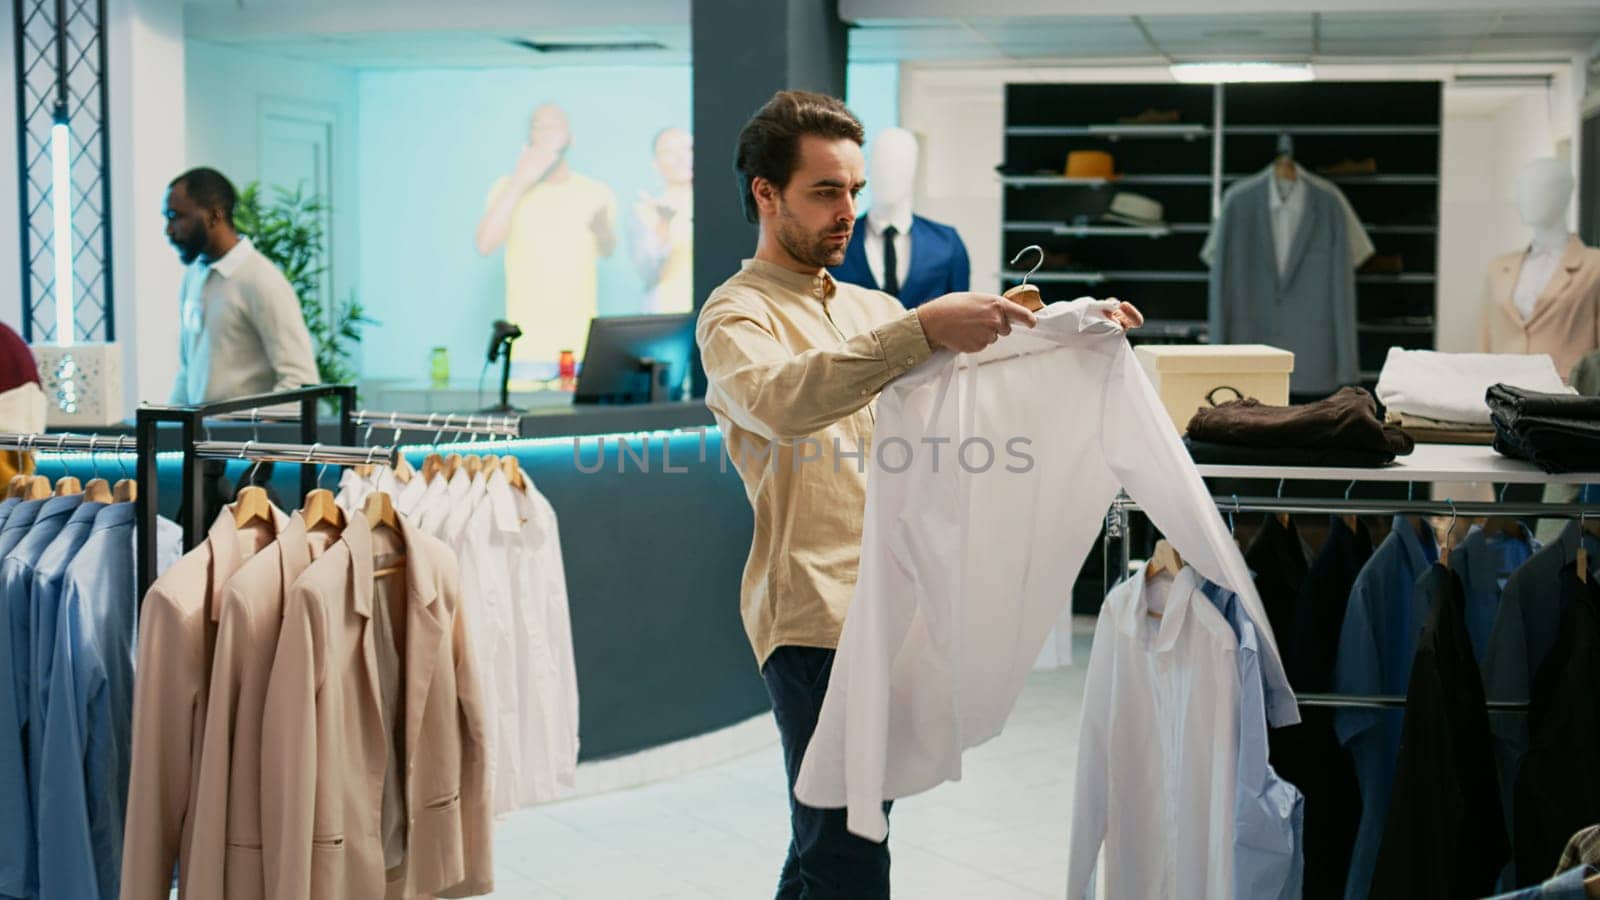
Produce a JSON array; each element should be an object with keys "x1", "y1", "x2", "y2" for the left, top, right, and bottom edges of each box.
[{"x1": 1065, "y1": 150, "x2": 1116, "y2": 180}]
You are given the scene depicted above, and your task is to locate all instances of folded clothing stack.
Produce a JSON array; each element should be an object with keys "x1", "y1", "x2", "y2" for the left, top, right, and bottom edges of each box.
[
  {"x1": 1487, "y1": 384, "x2": 1600, "y2": 473},
  {"x1": 1184, "y1": 386, "x2": 1415, "y2": 467},
  {"x1": 1375, "y1": 349, "x2": 1570, "y2": 443}
]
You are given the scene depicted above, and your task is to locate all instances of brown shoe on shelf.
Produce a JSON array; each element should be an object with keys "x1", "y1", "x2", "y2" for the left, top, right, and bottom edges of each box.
[
  {"x1": 1317, "y1": 157, "x2": 1379, "y2": 177},
  {"x1": 1360, "y1": 253, "x2": 1405, "y2": 274},
  {"x1": 1117, "y1": 108, "x2": 1182, "y2": 125}
]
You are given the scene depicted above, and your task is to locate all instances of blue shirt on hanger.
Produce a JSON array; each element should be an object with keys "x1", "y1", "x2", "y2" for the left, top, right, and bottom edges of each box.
[
  {"x1": 28, "y1": 501, "x2": 106, "y2": 821},
  {"x1": 37, "y1": 502, "x2": 138, "y2": 900},
  {"x1": 1450, "y1": 523, "x2": 1540, "y2": 664},
  {"x1": 1332, "y1": 514, "x2": 1438, "y2": 900},
  {"x1": 0, "y1": 493, "x2": 81, "y2": 899},
  {"x1": 1200, "y1": 579, "x2": 1306, "y2": 900}
]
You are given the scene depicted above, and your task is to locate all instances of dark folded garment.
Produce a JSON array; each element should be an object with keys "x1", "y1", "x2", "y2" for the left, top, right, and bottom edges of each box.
[
  {"x1": 1185, "y1": 386, "x2": 1415, "y2": 456},
  {"x1": 1184, "y1": 438, "x2": 1397, "y2": 468},
  {"x1": 1486, "y1": 383, "x2": 1600, "y2": 420},
  {"x1": 1486, "y1": 384, "x2": 1600, "y2": 473}
]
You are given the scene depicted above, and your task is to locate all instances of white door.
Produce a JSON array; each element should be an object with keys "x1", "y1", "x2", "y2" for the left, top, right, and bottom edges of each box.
[{"x1": 258, "y1": 101, "x2": 336, "y2": 319}]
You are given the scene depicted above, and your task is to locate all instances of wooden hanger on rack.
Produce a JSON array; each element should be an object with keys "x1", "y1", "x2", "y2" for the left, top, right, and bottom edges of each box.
[
  {"x1": 233, "y1": 485, "x2": 273, "y2": 528},
  {"x1": 24, "y1": 476, "x2": 50, "y2": 500},
  {"x1": 1143, "y1": 539, "x2": 1183, "y2": 619},
  {"x1": 113, "y1": 477, "x2": 136, "y2": 503},
  {"x1": 499, "y1": 455, "x2": 525, "y2": 491},
  {"x1": 393, "y1": 454, "x2": 415, "y2": 485},
  {"x1": 421, "y1": 453, "x2": 445, "y2": 484},
  {"x1": 1436, "y1": 501, "x2": 1458, "y2": 567},
  {"x1": 52, "y1": 475, "x2": 82, "y2": 496},
  {"x1": 363, "y1": 489, "x2": 398, "y2": 533},
  {"x1": 7, "y1": 474, "x2": 29, "y2": 499},
  {"x1": 443, "y1": 452, "x2": 464, "y2": 480},
  {"x1": 82, "y1": 478, "x2": 112, "y2": 503},
  {"x1": 301, "y1": 488, "x2": 344, "y2": 534},
  {"x1": 1273, "y1": 132, "x2": 1297, "y2": 181},
  {"x1": 464, "y1": 454, "x2": 483, "y2": 479}
]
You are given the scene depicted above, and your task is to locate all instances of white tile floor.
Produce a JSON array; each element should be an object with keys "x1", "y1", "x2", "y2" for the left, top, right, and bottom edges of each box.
[{"x1": 487, "y1": 627, "x2": 1091, "y2": 899}]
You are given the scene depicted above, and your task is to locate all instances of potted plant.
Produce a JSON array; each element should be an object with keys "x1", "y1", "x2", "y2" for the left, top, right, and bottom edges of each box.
[{"x1": 232, "y1": 182, "x2": 375, "y2": 392}]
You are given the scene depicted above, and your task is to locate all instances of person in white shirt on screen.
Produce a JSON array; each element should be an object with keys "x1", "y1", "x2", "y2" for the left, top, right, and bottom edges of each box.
[{"x1": 164, "y1": 167, "x2": 319, "y2": 404}]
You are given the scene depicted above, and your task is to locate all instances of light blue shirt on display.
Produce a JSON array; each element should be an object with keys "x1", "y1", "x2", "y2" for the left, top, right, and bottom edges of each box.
[
  {"x1": 37, "y1": 502, "x2": 139, "y2": 900},
  {"x1": 1201, "y1": 579, "x2": 1306, "y2": 900}
]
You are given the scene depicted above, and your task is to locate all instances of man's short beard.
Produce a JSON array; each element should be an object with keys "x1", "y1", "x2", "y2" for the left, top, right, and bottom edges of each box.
[{"x1": 775, "y1": 199, "x2": 848, "y2": 269}]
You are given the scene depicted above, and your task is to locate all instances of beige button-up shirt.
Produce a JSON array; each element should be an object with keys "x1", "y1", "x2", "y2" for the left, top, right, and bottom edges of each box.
[{"x1": 697, "y1": 258, "x2": 934, "y2": 667}]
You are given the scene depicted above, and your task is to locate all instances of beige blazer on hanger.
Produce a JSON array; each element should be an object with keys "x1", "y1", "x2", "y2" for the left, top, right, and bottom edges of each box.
[
  {"x1": 121, "y1": 504, "x2": 288, "y2": 900},
  {"x1": 1480, "y1": 235, "x2": 1600, "y2": 382},
  {"x1": 259, "y1": 513, "x2": 493, "y2": 900},
  {"x1": 185, "y1": 512, "x2": 335, "y2": 900}
]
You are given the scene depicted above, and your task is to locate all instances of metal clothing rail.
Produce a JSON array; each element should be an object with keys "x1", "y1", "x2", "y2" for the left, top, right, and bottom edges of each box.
[
  {"x1": 191, "y1": 440, "x2": 399, "y2": 467},
  {"x1": 136, "y1": 385, "x2": 358, "y2": 596},
  {"x1": 0, "y1": 432, "x2": 139, "y2": 454},
  {"x1": 1100, "y1": 489, "x2": 1599, "y2": 712},
  {"x1": 211, "y1": 408, "x2": 522, "y2": 439}
]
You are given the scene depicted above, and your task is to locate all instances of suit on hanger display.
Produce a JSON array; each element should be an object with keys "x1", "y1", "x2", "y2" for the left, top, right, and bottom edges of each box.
[
  {"x1": 828, "y1": 127, "x2": 970, "y2": 310},
  {"x1": 1480, "y1": 159, "x2": 1600, "y2": 382},
  {"x1": 1202, "y1": 161, "x2": 1375, "y2": 395}
]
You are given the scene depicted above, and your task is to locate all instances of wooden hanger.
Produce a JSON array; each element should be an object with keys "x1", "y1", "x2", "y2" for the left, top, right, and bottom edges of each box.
[
  {"x1": 464, "y1": 454, "x2": 483, "y2": 479},
  {"x1": 1143, "y1": 540, "x2": 1183, "y2": 619},
  {"x1": 421, "y1": 453, "x2": 445, "y2": 484},
  {"x1": 233, "y1": 485, "x2": 273, "y2": 528},
  {"x1": 300, "y1": 488, "x2": 344, "y2": 534},
  {"x1": 82, "y1": 478, "x2": 112, "y2": 503},
  {"x1": 1436, "y1": 502, "x2": 1458, "y2": 568},
  {"x1": 113, "y1": 478, "x2": 136, "y2": 504},
  {"x1": 7, "y1": 474, "x2": 29, "y2": 499},
  {"x1": 443, "y1": 453, "x2": 464, "y2": 480},
  {"x1": 24, "y1": 476, "x2": 51, "y2": 500},
  {"x1": 499, "y1": 455, "x2": 525, "y2": 491},
  {"x1": 1005, "y1": 245, "x2": 1046, "y2": 312},
  {"x1": 363, "y1": 490, "x2": 398, "y2": 533},
  {"x1": 52, "y1": 476, "x2": 82, "y2": 496},
  {"x1": 393, "y1": 455, "x2": 415, "y2": 485}
]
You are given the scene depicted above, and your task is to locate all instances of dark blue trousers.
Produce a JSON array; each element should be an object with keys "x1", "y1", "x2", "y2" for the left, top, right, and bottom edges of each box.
[{"x1": 761, "y1": 646, "x2": 892, "y2": 900}]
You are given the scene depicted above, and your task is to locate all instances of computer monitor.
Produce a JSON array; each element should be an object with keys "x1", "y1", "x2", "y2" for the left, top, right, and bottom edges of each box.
[{"x1": 573, "y1": 313, "x2": 696, "y2": 404}]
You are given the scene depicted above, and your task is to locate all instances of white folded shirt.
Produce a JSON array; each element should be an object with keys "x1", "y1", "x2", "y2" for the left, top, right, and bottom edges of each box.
[{"x1": 1374, "y1": 348, "x2": 1571, "y2": 425}]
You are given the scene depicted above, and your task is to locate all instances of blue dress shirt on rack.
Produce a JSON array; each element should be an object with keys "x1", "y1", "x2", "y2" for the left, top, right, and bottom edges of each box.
[
  {"x1": 37, "y1": 502, "x2": 139, "y2": 900},
  {"x1": 1451, "y1": 523, "x2": 1540, "y2": 663},
  {"x1": 1201, "y1": 579, "x2": 1306, "y2": 900},
  {"x1": 0, "y1": 493, "x2": 81, "y2": 899},
  {"x1": 1332, "y1": 514, "x2": 1437, "y2": 900}
]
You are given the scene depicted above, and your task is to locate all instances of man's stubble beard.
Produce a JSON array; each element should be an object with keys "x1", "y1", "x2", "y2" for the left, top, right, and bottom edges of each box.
[{"x1": 775, "y1": 199, "x2": 848, "y2": 269}]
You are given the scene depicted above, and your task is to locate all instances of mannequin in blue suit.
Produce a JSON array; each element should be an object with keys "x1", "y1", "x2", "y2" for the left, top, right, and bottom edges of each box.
[{"x1": 829, "y1": 128, "x2": 970, "y2": 309}]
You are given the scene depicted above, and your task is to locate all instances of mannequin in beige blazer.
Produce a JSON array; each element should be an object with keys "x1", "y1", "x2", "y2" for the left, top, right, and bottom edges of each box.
[
  {"x1": 186, "y1": 512, "x2": 336, "y2": 900},
  {"x1": 259, "y1": 513, "x2": 493, "y2": 900},
  {"x1": 122, "y1": 503, "x2": 287, "y2": 900},
  {"x1": 1480, "y1": 236, "x2": 1600, "y2": 383}
]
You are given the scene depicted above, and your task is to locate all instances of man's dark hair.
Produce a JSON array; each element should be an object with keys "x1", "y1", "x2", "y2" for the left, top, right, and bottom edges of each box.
[
  {"x1": 169, "y1": 167, "x2": 238, "y2": 224},
  {"x1": 734, "y1": 91, "x2": 864, "y2": 224}
]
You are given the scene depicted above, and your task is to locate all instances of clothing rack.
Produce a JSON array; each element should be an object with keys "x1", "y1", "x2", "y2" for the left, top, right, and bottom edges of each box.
[
  {"x1": 1100, "y1": 488, "x2": 1600, "y2": 712},
  {"x1": 0, "y1": 432, "x2": 139, "y2": 454},
  {"x1": 135, "y1": 385, "x2": 359, "y2": 595}
]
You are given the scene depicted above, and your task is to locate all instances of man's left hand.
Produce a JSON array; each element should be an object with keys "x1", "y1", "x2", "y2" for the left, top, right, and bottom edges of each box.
[{"x1": 1104, "y1": 300, "x2": 1144, "y2": 330}]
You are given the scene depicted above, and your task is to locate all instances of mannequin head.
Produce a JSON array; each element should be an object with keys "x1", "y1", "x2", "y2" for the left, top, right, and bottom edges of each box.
[
  {"x1": 868, "y1": 127, "x2": 919, "y2": 212},
  {"x1": 653, "y1": 127, "x2": 693, "y2": 188},
  {"x1": 1515, "y1": 158, "x2": 1574, "y2": 229}
]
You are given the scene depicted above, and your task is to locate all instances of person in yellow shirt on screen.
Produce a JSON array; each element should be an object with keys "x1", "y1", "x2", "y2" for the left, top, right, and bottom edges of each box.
[
  {"x1": 631, "y1": 127, "x2": 694, "y2": 314},
  {"x1": 476, "y1": 103, "x2": 617, "y2": 368}
]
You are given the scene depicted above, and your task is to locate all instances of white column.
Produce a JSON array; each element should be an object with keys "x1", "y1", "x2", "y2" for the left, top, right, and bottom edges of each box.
[{"x1": 106, "y1": 0, "x2": 187, "y2": 414}]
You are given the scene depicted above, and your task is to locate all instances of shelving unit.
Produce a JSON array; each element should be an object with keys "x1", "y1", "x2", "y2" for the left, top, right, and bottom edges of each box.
[{"x1": 1001, "y1": 80, "x2": 1443, "y2": 374}]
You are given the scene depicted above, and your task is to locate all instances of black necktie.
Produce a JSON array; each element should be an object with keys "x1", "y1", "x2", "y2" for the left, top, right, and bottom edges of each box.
[{"x1": 882, "y1": 225, "x2": 900, "y2": 296}]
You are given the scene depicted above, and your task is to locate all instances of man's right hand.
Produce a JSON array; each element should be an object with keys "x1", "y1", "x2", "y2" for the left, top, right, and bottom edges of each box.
[
  {"x1": 510, "y1": 143, "x2": 558, "y2": 191},
  {"x1": 916, "y1": 292, "x2": 1038, "y2": 353}
]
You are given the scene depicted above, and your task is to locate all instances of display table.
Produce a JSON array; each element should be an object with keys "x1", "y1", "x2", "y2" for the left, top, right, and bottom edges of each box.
[{"x1": 1193, "y1": 441, "x2": 1598, "y2": 485}]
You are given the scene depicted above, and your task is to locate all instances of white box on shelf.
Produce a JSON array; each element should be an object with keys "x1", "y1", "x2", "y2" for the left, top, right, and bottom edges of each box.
[
  {"x1": 30, "y1": 342, "x2": 125, "y2": 427},
  {"x1": 1135, "y1": 343, "x2": 1294, "y2": 434}
]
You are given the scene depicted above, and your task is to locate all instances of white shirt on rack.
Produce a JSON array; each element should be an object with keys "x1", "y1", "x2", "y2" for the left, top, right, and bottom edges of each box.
[
  {"x1": 1069, "y1": 567, "x2": 1241, "y2": 900},
  {"x1": 862, "y1": 209, "x2": 912, "y2": 292},
  {"x1": 792, "y1": 298, "x2": 1296, "y2": 843}
]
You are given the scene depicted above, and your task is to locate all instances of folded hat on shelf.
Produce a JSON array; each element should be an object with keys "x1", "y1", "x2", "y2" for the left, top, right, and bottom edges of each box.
[
  {"x1": 1064, "y1": 150, "x2": 1116, "y2": 180},
  {"x1": 1184, "y1": 386, "x2": 1414, "y2": 463},
  {"x1": 1487, "y1": 383, "x2": 1600, "y2": 473},
  {"x1": 1375, "y1": 348, "x2": 1571, "y2": 426},
  {"x1": 1100, "y1": 192, "x2": 1165, "y2": 228},
  {"x1": 1316, "y1": 157, "x2": 1378, "y2": 176}
]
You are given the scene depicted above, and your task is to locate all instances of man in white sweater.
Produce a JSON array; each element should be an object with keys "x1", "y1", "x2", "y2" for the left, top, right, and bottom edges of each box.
[{"x1": 164, "y1": 167, "x2": 319, "y2": 405}]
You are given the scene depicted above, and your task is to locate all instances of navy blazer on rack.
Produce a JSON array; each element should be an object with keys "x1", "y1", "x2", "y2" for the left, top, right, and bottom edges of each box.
[{"x1": 829, "y1": 214, "x2": 970, "y2": 310}]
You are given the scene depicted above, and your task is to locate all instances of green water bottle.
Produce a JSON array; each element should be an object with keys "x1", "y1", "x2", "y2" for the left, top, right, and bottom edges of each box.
[{"x1": 430, "y1": 346, "x2": 450, "y2": 389}]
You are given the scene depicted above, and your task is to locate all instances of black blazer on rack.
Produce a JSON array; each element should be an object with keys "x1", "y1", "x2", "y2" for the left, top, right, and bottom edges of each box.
[
  {"x1": 1513, "y1": 563, "x2": 1600, "y2": 884},
  {"x1": 1370, "y1": 564, "x2": 1508, "y2": 899}
]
